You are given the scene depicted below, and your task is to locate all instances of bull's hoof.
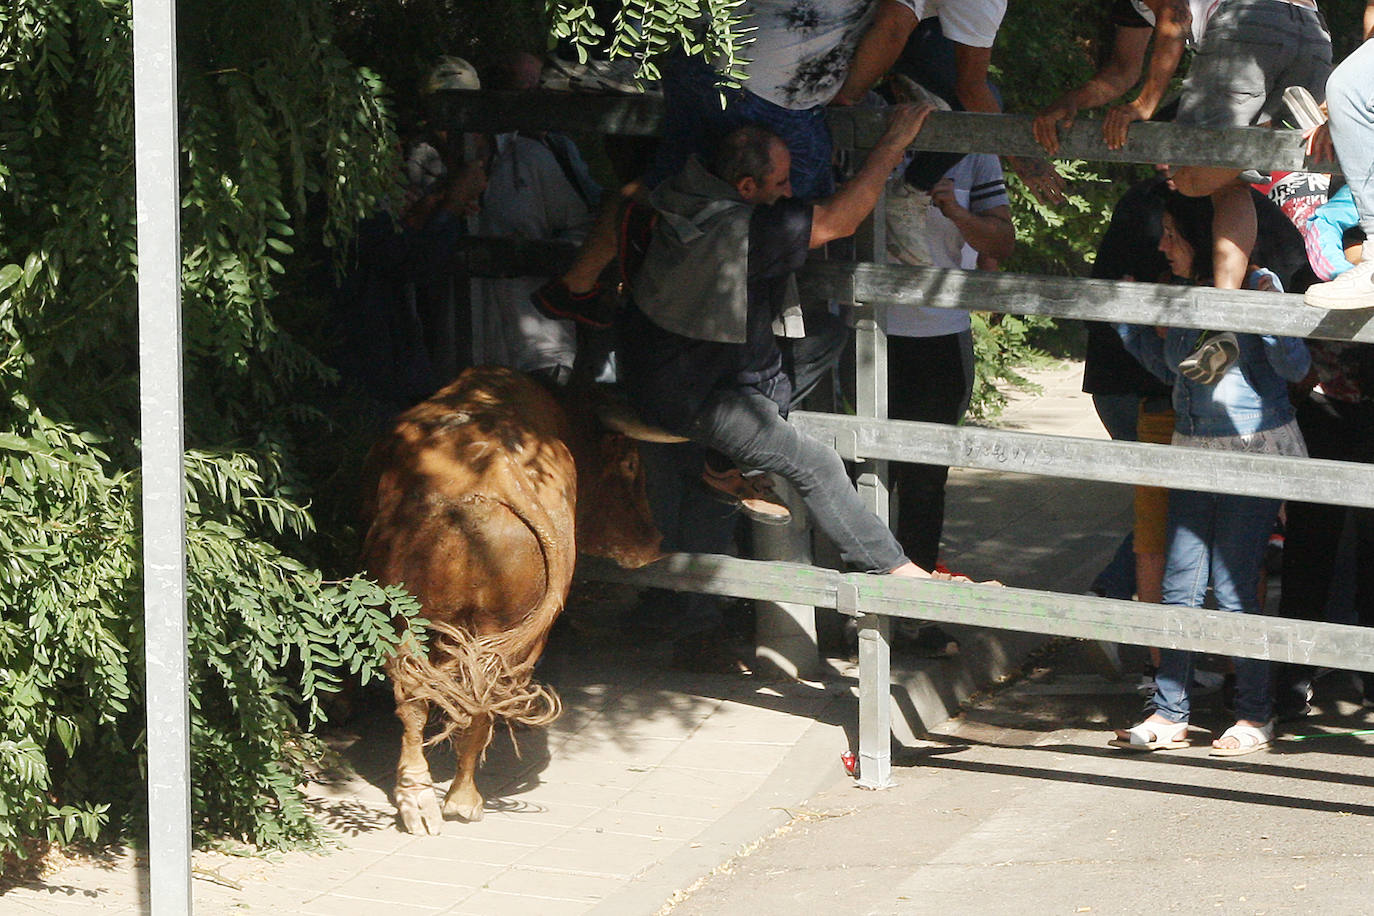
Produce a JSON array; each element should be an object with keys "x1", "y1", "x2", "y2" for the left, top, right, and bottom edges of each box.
[
  {"x1": 442, "y1": 792, "x2": 486, "y2": 823},
  {"x1": 396, "y1": 786, "x2": 445, "y2": 835}
]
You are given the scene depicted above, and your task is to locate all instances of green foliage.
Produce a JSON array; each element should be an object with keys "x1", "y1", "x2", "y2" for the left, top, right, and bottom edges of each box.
[
  {"x1": 0, "y1": 0, "x2": 425, "y2": 862},
  {"x1": 544, "y1": 0, "x2": 753, "y2": 84},
  {"x1": 968, "y1": 313, "x2": 1055, "y2": 420}
]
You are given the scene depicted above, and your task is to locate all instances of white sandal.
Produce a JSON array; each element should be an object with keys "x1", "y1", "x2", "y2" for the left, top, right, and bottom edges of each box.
[
  {"x1": 1209, "y1": 720, "x2": 1274, "y2": 757},
  {"x1": 1108, "y1": 718, "x2": 1190, "y2": 752}
]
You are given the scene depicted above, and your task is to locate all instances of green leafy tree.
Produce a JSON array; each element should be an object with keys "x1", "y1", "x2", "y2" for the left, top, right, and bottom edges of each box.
[{"x1": 0, "y1": 0, "x2": 425, "y2": 863}]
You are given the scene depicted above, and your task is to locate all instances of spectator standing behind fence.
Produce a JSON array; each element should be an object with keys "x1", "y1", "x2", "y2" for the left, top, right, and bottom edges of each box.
[
  {"x1": 1114, "y1": 191, "x2": 1309, "y2": 757},
  {"x1": 333, "y1": 57, "x2": 487, "y2": 417},
  {"x1": 875, "y1": 86, "x2": 1013, "y2": 653},
  {"x1": 473, "y1": 53, "x2": 602, "y2": 385},
  {"x1": 1036, "y1": 0, "x2": 1331, "y2": 382},
  {"x1": 1272, "y1": 14, "x2": 1374, "y2": 710}
]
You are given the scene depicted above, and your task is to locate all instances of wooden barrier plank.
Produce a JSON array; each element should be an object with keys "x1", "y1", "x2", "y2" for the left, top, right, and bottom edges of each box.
[
  {"x1": 433, "y1": 90, "x2": 1337, "y2": 173},
  {"x1": 792, "y1": 413, "x2": 1374, "y2": 508},
  {"x1": 802, "y1": 262, "x2": 1374, "y2": 344},
  {"x1": 582, "y1": 555, "x2": 1374, "y2": 674},
  {"x1": 457, "y1": 238, "x2": 1374, "y2": 345}
]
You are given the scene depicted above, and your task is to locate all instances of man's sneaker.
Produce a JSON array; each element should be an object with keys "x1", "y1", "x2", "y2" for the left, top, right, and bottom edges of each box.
[
  {"x1": 1304, "y1": 260, "x2": 1374, "y2": 310},
  {"x1": 1178, "y1": 331, "x2": 1240, "y2": 384},
  {"x1": 701, "y1": 466, "x2": 792, "y2": 526},
  {"x1": 530, "y1": 278, "x2": 617, "y2": 329}
]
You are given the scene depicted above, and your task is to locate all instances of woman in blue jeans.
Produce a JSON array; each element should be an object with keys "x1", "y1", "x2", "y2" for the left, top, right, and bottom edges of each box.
[{"x1": 1115, "y1": 190, "x2": 1310, "y2": 757}]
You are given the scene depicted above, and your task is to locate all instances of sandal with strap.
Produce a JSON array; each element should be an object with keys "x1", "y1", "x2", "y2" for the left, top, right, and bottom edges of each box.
[
  {"x1": 1209, "y1": 720, "x2": 1274, "y2": 757},
  {"x1": 1108, "y1": 718, "x2": 1190, "y2": 752}
]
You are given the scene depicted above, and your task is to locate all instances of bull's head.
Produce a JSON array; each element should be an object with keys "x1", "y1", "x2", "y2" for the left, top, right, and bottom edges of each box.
[{"x1": 575, "y1": 430, "x2": 663, "y2": 569}]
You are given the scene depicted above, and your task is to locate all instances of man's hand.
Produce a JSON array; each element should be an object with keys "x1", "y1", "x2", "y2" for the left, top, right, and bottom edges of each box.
[
  {"x1": 930, "y1": 177, "x2": 960, "y2": 218},
  {"x1": 1103, "y1": 98, "x2": 1151, "y2": 150},
  {"x1": 1007, "y1": 156, "x2": 1066, "y2": 207},
  {"x1": 1032, "y1": 98, "x2": 1079, "y2": 156},
  {"x1": 881, "y1": 101, "x2": 937, "y2": 149}
]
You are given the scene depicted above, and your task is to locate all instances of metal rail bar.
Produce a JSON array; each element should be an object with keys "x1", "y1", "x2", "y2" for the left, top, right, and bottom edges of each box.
[
  {"x1": 459, "y1": 239, "x2": 1374, "y2": 345},
  {"x1": 581, "y1": 555, "x2": 1374, "y2": 674},
  {"x1": 432, "y1": 90, "x2": 1336, "y2": 172},
  {"x1": 793, "y1": 413, "x2": 1374, "y2": 508},
  {"x1": 801, "y1": 262, "x2": 1374, "y2": 344}
]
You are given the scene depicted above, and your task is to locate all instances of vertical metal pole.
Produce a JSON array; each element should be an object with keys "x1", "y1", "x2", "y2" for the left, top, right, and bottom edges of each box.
[
  {"x1": 133, "y1": 0, "x2": 193, "y2": 912},
  {"x1": 852, "y1": 197, "x2": 894, "y2": 789},
  {"x1": 752, "y1": 484, "x2": 822, "y2": 680}
]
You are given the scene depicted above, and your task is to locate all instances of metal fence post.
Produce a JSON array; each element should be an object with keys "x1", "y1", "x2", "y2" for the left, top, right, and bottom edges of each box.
[
  {"x1": 133, "y1": 0, "x2": 193, "y2": 911},
  {"x1": 852, "y1": 197, "x2": 895, "y2": 789}
]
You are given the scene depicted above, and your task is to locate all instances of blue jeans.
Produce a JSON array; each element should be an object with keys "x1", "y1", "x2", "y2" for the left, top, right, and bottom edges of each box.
[
  {"x1": 1326, "y1": 39, "x2": 1374, "y2": 235},
  {"x1": 1090, "y1": 393, "x2": 1141, "y2": 599},
  {"x1": 647, "y1": 54, "x2": 836, "y2": 200},
  {"x1": 1153, "y1": 487, "x2": 1279, "y2": 724},
  {"x1": 687, "y1": 387, "x2": 908, "y2": 573}
]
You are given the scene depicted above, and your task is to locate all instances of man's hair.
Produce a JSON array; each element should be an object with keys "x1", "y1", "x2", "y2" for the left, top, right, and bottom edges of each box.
[{"x1": 708, "y1": 124, "x2": 783, "y2": 187}]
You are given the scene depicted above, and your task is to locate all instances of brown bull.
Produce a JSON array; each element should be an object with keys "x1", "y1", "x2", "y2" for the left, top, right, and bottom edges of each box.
[{"x1": 360, "y1": 366, "x2": 661, "y2": 834}]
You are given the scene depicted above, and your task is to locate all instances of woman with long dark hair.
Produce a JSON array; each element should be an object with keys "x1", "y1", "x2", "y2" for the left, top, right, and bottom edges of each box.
[{"x1": 1113, "y1": 190, "x2": 1310, "y2": 756}]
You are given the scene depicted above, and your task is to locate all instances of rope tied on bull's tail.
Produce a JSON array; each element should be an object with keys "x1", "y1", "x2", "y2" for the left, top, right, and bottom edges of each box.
[{"x1": 388, "y1": 617, "x2": 562, "y2": 749}]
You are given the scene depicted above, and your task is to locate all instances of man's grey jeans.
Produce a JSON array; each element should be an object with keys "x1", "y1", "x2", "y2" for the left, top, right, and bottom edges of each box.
[{"x1": 687, "y1": 386, "x2": 910, "y2": 573}]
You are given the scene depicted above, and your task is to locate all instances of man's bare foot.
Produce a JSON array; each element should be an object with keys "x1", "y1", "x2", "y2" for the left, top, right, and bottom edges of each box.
[{"x1": 886, "y1": 562, "x2": 1001, "y2": 585}]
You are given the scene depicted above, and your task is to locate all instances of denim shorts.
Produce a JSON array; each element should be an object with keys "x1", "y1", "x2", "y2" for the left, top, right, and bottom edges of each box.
[
  {"x1": 1175, "y1": 0, "x2": 1332, "y2": 129},
  {"x1": 646, "y1": 54, "x2": 836, "y2": 200}
]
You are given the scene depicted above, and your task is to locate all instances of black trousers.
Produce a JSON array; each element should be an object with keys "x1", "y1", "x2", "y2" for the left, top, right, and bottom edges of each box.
[
  {"x1": 1279, "y1": 395, "x2": 1374, "y2": 628},
  {"x1": 888, "y1": 331, "x2": 974, "y2": 570}
]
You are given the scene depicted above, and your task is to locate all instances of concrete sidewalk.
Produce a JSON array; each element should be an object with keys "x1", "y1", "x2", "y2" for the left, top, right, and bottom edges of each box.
[{"x1": 2, "y1": 361, "x2": 1138, "y2": 915}]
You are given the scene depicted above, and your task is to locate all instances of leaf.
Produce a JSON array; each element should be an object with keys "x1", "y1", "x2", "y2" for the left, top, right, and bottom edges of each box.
[{"x1": 0, "y1": 264, "x2": 22, "y2": 295}]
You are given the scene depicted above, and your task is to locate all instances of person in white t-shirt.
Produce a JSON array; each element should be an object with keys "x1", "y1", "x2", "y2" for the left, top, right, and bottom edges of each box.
[{"x1": 882, "y1": 150, "x2": 1014, "y2": 573}]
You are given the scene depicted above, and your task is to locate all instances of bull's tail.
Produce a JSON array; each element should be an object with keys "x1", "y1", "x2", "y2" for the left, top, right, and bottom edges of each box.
[
  {"x1": 388, "y1": 484, "x2": 573, "y2": 750},
  {"x1": 387, "y1": 619, "x2": 562, "y2": 748}
]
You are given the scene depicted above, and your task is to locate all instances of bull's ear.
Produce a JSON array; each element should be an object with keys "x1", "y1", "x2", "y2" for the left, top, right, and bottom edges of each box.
[
  {"x1": 599, "y1": 432, "x2": 640, "y2": 476},
  {"x1": 619, "y1": 447, "x2": 640, "y2": 478}
]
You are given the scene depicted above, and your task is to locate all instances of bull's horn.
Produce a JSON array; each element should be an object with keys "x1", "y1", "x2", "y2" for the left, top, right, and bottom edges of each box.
[{"x1": 594, "y1": 399, "x2": 690, "y2": 444}]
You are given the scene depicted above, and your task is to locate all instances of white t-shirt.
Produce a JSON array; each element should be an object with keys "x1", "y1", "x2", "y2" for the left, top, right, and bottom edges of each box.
[
  {"x1": 740, "y1": 0, "x2": 875, "y2": 109},
  {"x1": 893, "y1": 0, "x2": 1006, "y2": 48},
  {"x1": 885, "y1": 153, "x2": 1008, "y2": 338},
  {"x1": 740, "y1": 0, "x2": 1005, "y2": 109},
  {"x1": 1128, "y1": 0, "x2": 1224, "y2": 46}
]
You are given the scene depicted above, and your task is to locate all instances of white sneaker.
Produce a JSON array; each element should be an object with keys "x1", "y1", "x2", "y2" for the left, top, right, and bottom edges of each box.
[{"x1": 1304, "y1": 260, "x2": 1374, "y2": 310}]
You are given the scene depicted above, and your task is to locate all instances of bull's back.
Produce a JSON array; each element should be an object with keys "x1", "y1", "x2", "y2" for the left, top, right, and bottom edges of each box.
[{"x1": 361, "y1": 367, "x2": 577, "y2": 635}]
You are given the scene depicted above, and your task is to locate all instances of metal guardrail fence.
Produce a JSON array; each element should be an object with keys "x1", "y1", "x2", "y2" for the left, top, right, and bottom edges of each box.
[{"x1": 446, "y1": 92, "x2": 1372, "y2": 789}]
